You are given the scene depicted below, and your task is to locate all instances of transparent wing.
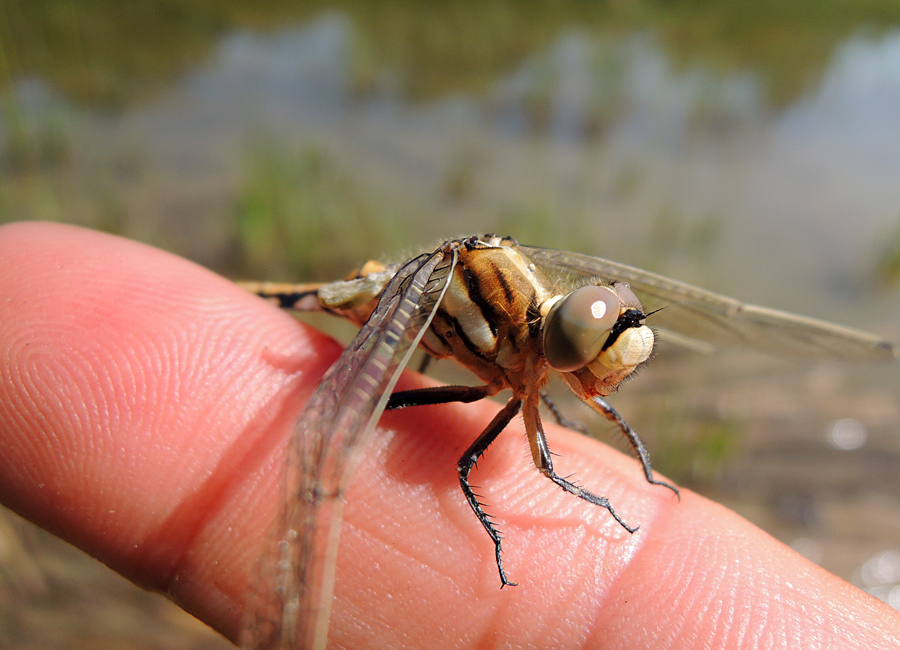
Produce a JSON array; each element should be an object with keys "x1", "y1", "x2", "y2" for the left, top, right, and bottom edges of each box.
[
  {"x1": 520, "y1": 245, "x2": 896, "y2": 361},
  {"x1": 242, "y1": 243, "x2": 458, "y2": 650}
]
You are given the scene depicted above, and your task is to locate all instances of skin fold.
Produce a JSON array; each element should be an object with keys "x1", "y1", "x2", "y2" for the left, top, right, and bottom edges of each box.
[{"x1": 0, "y1": 221, "x2": 898, "y2": 649}]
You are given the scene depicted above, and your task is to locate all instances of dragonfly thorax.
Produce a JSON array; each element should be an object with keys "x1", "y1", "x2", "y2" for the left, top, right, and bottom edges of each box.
[{"x1": 415, "y1": 241, "x2": 557, "y2": 393}]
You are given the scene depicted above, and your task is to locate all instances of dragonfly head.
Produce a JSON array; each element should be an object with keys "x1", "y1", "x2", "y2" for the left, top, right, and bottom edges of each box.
[{"x1": 542, "y1": 283, "x2": 654, "y2": 397}]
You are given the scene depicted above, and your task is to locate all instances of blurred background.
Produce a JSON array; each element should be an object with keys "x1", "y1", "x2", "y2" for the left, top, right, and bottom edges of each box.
[{"x1": 1, "y1": 1, "x2": 900, "y2": 647}]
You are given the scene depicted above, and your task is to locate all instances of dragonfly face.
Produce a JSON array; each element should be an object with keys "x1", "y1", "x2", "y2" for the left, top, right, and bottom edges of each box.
[
  {"x1": 542, "y1": 282, "x2": 656, "y2": 398},
  {"x1": 239, "y1": 234, "x2": 895, "y2": 650}
]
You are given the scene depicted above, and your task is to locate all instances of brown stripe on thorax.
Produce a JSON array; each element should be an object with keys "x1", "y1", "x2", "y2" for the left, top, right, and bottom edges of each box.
[
  {"x1": 462, "y1": 248, "x2": 539, "y2": 338},
  {"x1": 426, "y1": 245, "x2": 550, "y2": 386}
]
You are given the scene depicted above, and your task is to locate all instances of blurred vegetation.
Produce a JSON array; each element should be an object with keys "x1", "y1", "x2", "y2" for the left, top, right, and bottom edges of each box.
[
  {"x1": 232, "y1": 140, "x2": 403, "y2": 280},
  {"x1": 493, "y1": 203, "x2": 593, "y2": 254},
  {"x1": 643, "y1": 398, "x2": 745, "y2": 488},
  {"x1": 0, "y1": 97, "x2": 71, "y2": 173},
  {"x1": 872, "y1": 216, "x2": 900, "y2": 288},
  {"x1": 0, "y1": 508, "x2": 228, "y2": 649},
  {"x1": 0, "y1": 0, "x2": 287, "y2": 107},
  {"x1": 4, "y1": 0, "x2": 900, "y2": 109},
  {"x1": 636, "y1": 209, "x2": 723, "y2": 285}
]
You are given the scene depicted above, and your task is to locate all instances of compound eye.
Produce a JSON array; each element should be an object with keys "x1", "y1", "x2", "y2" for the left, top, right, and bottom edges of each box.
[
  {"x1": 613, "y1": 282, "x2": 643, "y2": 311},
  {"x1": 543, "y1": 285, "x2": 620, "y2": 372}
]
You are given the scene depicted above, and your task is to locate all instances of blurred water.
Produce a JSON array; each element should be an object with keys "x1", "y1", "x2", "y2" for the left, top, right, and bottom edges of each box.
[{"x1": 9, "y1": 16, "x2": 896, "y2": 319}]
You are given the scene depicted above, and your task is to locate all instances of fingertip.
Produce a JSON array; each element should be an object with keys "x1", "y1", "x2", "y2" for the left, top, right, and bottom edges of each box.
[{"x1": 0, "y1": 222, "x2": 340, "y2": 638}]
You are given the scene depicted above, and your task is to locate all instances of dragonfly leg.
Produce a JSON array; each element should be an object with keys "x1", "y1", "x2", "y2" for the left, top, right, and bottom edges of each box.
[
  {"x1": 525, "y1": 399, "x2": 639, "y2": 535},
  {"x1": 591, "y1": 396, "x2": 680, "y2": 499},
  {"x1": 415, "y1": 354, "x2": 434, "y2": 375},
  {"x1": 386, "y1": 384, "x2": 494, "y2": 410},
  {"x1": 457, "y1": 397, "x2": 523, "y2": 587},
  {"x1": 539, "y1": 391, "x2": 591, "y2": 436}
]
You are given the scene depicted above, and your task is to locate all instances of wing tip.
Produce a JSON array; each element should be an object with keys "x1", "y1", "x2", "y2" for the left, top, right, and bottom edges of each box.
[
  {"x1": 851, "y1": 337, "x2": 897, "y2": 362},
  {"x1": 876, "y1": 339, "x2": 898, "y2": 361}
]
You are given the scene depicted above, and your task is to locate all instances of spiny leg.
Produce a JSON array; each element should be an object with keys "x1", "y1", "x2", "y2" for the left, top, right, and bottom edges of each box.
[
  {"x1": 539, "y1": 390, "x2": 591, "y2": 436},
  {"x1": 591, "y1": 396, "x2": 680, "y2": 499},
  {"x1": 524, "y1": 399, "x2": 638, "y2": 534},
  {"x1": 386, "y1": 384, "x2": 520, "y2": 585},
  {"x1": 386, "y1": 384, "x2": 495, "y2": 410},
  {"x1": 457, "y1": 397, "x2": 523, "y2": 587}
]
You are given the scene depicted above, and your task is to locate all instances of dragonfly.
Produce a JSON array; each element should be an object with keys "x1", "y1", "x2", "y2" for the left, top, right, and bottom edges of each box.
[{"x1": 238, "y1": 234, "x2": 896, "y2": 650}]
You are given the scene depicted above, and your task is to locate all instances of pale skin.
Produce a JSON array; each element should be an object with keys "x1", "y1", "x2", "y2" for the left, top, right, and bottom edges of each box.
[{"x1": 1, "y1": 222, "x2": 898, "y2": 649}]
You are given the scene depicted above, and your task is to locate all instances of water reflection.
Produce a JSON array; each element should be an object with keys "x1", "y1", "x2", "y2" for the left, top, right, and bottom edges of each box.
[
  {"x1": 4, "y1": 18, "x2": 900, "y2": 314},
  {"x1": 827, "y1": 418, "x2": 869, "y2": 450},
  {"x1": 494, "y1": 32, "x2": 763, "y2": 143},
  {"x1": 857, "y1": 550, "x2": 900, "y2": 610},
  {"x1": 26, "y1": 14, "x2": 889, "y2": 316}
]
